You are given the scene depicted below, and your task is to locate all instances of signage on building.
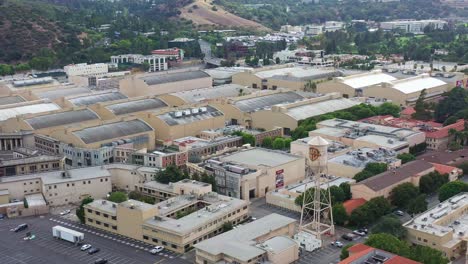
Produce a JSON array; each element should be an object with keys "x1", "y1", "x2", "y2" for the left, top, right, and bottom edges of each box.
[
  {"x1": 275, "y1": 169, "x2": 284, "y2": 188},
  {"x1": 309, "y1": 146, "x2": 321, "y2": 161}
]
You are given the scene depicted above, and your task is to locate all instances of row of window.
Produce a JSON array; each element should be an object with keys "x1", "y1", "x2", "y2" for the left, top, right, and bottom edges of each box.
[
  {"x1": 88, "y1": 218, "x2": 117, "y2": 230},
  {"x1": 86, "y1": 209, "x2": 117, "y2": 220}
]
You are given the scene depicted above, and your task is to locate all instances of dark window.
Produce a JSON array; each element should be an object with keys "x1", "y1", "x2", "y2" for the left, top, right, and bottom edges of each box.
[
  {"x1": 252, "y1": 83, "x2": 257, "y2": 88},
  {"x1": 143, "y1": 235, "x2": 149, "y2": 240}
]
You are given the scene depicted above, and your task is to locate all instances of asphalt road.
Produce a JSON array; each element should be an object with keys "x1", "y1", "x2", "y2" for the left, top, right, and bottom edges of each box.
[{"x1": 0, "y1": 215, "x2": 191, "y2": 264}]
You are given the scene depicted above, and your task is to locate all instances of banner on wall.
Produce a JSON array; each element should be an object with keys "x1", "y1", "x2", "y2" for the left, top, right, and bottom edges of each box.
[{"x1": 275, "y1": 169, "x2": 284, "y2": 188}]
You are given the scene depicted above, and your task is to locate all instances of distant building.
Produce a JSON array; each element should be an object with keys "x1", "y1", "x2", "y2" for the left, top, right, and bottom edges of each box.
[
  {"x1": 160, "y1": 84, "x2": 249, "y2": 106},
  {"x1": 380, "y1": 19, "x2": 447, "y2": 34},
  {"x1": 110, "y1": 54, "x2": 168, "y2": 72},
  {"x1": 404, "y1": 193, "x2": 468, "y2": 260},
  {"x1": 64, "y1": 63, "x2": 109, "y2": 77},
  {"x1": 194, "y1": 213, "x2": 298, "y2": 264},
  {"x1": 0, "y1": 154, "x2": 63, "y2": 177}
]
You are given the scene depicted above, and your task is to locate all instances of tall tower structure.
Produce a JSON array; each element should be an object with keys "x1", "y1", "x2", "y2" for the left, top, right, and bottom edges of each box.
[{"x1": 299, "y1": 136, "x2": 334, "y2": 242}]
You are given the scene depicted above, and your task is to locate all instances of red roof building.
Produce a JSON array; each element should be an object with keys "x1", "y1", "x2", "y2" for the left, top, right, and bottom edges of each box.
[
  {"x1": 343, "y1": 198, "x2": 367, "y2": 215},
  {"x1": 400, "y1": 106, "x2": 416, "y2": 119},
  {"x1": 340, "y1": 244, "x2": 421, "y2": 264},
  {"x1": 426, "y1": 119, "x2": 464, "y2": 150},
  {"x1": 430, "y1": 162, "x2": 462, "y2": 181}
]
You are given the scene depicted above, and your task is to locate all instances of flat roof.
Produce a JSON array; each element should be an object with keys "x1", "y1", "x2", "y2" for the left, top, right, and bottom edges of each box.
[
  {"x1": 67, "y1": 91, "x2": 127, "y2": 106},
  {"x1": 254, "y1": 67, "x2": 340, "y2": 81},
  {"x1": 40, "y1": 166, "x2": 111, "y2": 185},
  {"x1": 234, "y1": 91, "x2": 305, "y2": 112},
  {"x1": 328, "y1": 147, "x2": 398, "y2": 168},
  {"x1": 318, "y1": 119, "x2": 420, "y2": 138},
  {"x1": 285, "y1": 98, "x2": 360, "y2": 121},
  {"x1": 141, "y1": 71, "x2": 210, "y2": 86},
  {"x1": 24, "y1": 109, "x2": 100, "y2": 130},
  {"x1": 86, "y1": 199, "x2": 117, "y2": 215},
  {"x1": 261, "y1": 236, "x2": 298, "y2": 254},
  {"x1": 105, "y1": 98, "x2": 168, "y2": 115},
  {"x1": 25, "y1": 193, "x2": 46, "y2": 207},
  {"x1": 194, "y1": 213, "x2": 296, "y2": 262},
  {"x1": 170, "y1": 84, "x2": 249, "y2": 104},
  {"x1": 0, "y1": 95, "x2": 25, "y2": 106},
  {"x1": 73, "y1": 119, "x2": 153, "y2": 144},
  {"x1": 220, "y1": 148, "x2": 302, "y2": 167},
  {"x1": 157, "y1": 105, "x2": 223, "y2": 126},
  {"x1": 340, "y1": 71, "x2": 397, "y2": 89},
  {"x1": 35, "y1": 87, "x2": 92, "y2": 101},
  {"x1": 0, "y1": 102, "x2": 61, "y2": 122},
  {"x1": 390, "y1": 76, "x2": 447, "y2": 94},
  {"x1": 143, "y1": 181, "x2": 174, "y2": 193},
  {"x1": 0, "y1": 155, "x2": 61, "y2": 167}
]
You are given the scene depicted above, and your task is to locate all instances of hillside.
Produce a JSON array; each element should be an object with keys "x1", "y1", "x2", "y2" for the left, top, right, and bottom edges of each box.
[
  {"x1": 180, "y1": 0, "x2": 269, "y2": 31},
  {"x1": 0, "y1": 0, "x2": 79, "y2": 63}
]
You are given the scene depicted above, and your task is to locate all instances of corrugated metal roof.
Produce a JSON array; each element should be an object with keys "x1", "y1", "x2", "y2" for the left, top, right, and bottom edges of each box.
[
  {"x1": 171, "y1": 84, "x2": 248, "y2": 103},
  {"x1": 0, "y1": 103, "x2": 61, "y2": 122},
  {"x1": 24, "y1": 109, "x2": 100, "y2": 130},
  {"x1": 286, "y1": 98, "x2": 361, "y2": 121},
  {"x1": 73, "y1": 119, "x2": 153, "y2": 144},
  {"x1": 157, "y1": 105, "x2": 223, "y2": 126},
  {"x1": 141, "y1": 71, "x2": 210, "y2": 85},
  {"x1": 35, "y1": 87, "x2": 92, "y2": 100},
  {"x1": 68, "y1": 92, "x2": 127, "y2": 106},
  {"x1": 234, "y1": 92, "x2": 304, "y2": 112},
  {"x1": 106, "y1": 98, "x2": 168, "y2": 115},
  {"x1": 0, "y1": 96, "x2": 25, "y2": 106}
]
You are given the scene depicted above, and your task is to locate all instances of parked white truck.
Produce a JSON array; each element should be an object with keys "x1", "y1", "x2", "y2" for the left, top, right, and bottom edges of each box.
[{"x1": 52, "y1": 225, "x2": 84, "y2": 244}]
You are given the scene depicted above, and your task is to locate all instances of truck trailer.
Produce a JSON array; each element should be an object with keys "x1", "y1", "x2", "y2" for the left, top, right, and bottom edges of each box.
[{"x1": 52, "y1": 225, "x2": 84, "y2": 244}]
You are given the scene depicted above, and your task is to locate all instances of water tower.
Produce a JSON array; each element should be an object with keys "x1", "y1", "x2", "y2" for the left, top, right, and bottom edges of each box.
[{"x1": 299, "y1": 136, "x2": 334, "y2": 243}]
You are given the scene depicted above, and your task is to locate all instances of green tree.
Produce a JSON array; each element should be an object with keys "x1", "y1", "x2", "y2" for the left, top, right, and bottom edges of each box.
[
  {"x1": 340, "y1": 243, "x2": 354, "y2": 260},
  {"x1": 275, "y1": 57, "x2": 280, "y2": 64},
  {"x1": 108, "y1": 191, "x2": 128, "y2": 203},
  {"x1": 23, "y1": 199, "x2": 29, "y2": 209},
  {"x1": 412, "y1": 89, "x2": 432, "y2": 121},
  {"x1": 390, "y1": 183, "x2": 419, "y2": 209},
  {"x1": 262, "y1": 137, "x2": 273, "y2": 148},
  {"x1": 407, "y1": 194, "x2": 427, "y2": 214},
  {"x1": 438, "y1": 181, "x2": 468, "y2": 201},
  {"x1": 377, "y1": 102, "x2": 400, "y2": 117},
  {"x1": 14, "y1": 63, "x2": 31, "y2": 72},
  {"x1": 242, "y1": 133, "x2": 256, "y2": 146},
  {"x1": 457, "y1": 161, "x2": 468, "y2": 175},
  {"x1": 222, "y1": 221, "x2": 233, "y2": 232},
  {"x1": 410, "y1": 245, "x2": 449, "y2": 264},
  {"x1": 349, "y1": 197, "x2": 392, "y2": 227},
  {"x1": 76, "y1": 197, "x2": 94, "y2": 224},
  {"x1": 419, "y1": 172, "x2": 449, "y2": 194},
  {"x1": 365, "y1": 233, "x2": 411, "y2": 257},
  {"x1": 329, "y1": 186, "x2": 346, "y2": 204},
  {"x1": 332, "y1": 203, "x2": 348, "y2": 226},
  {"x1": 397, "y1": 153, "x2": 415, "y2": 164},
  {"x1": 354, "y1": 163, "x2": 388, "y2": 182},
  {"x1": 155, "y1": 165, "x2": 188, "y2": 184},
  {"x1": 339, "y1": 182, "x2": 352, "y2": 200},
  {"x1": 200, "y1": 172, "x2": 217, "y2": 192},
  {"x1": 272, "y1": 137, "x2": 286, "y2": 149},
  {"x1": 371, "y1": 216, "x2": 407, "y2": 239}
]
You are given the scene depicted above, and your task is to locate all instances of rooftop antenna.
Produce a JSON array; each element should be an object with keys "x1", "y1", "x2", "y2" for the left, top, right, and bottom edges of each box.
[{"x1": 299, "y1": 136, "x2": 334, "y2": 245}]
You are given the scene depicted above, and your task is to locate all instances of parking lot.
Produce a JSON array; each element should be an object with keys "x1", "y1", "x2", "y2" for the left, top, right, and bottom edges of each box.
[{"x1": 0, "y1": 216, "x2": 190, "y2": 264}]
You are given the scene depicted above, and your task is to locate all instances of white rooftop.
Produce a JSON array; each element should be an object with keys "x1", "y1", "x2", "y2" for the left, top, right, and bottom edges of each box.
[
  {"x1": 0, "y1": 102, "x2": 61, "y2": 121},
  {"x1": 220, "y1": 148, "x2": 302, "y2": 168},
  {"x1": 285, "y1": 98, "x2": 360, "y2": 121},
  {"x1": 255, "y1": 66, "x2": 337, "y2": 80},
  {"x1": 389, "y1": 76, "x2": 447, "y2": 94},
  {"x1": 170, "y1": 84, "x2": 249, "y2": 103},
  {"x1": 340, "y1": 71, "x2": 397, "y2": 89}
]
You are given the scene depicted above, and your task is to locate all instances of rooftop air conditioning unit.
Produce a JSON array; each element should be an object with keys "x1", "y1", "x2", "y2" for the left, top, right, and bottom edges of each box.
[
  {"x1": 200, "y1": 107, "x2": 208, "y2": 112},
  {"x1": 183, "y1": 110, "x2": 191, "y2": 116},
  {"x1": 192, "y1": 108, "x2": 199, "y2": 114},
  {"x1": 174, "y1": 111, "x2": 183, "y2": 118}
]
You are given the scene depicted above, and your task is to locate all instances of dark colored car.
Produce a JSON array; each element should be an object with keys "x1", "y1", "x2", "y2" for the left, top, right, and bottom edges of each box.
[
  {"x1": 11, "y1": 223, "x2": 28, "y2": 232},
  {"x1": 88, "y1": 248, "x2": 100, "y2": 255},
  {"x1": 94, "y1": 259, "x2": 108, "y2": 264}
]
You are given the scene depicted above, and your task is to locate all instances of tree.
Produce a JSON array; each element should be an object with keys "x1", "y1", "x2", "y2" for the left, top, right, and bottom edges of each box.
[
  {"x1": 128, "y1": 191, "x2": 155, "y2": 204},
  {"x1": 332, "y1": 203, "x2": 348, "y2": 225},
  {"x1": 349, "y1": 197, "x2": 391, "y2": 227},
  {"x1": 222, "y1": 222, "x2": 233, "y2": 232},
  {"x1": 397, "y1": 153, "x2": 415, "y2": 164},
  {"x1": 457, "y1": 161, "x2": 468, "y2": 175},
  {"x1": 272, "y1": 137, "x2": 285, "y2": 149},
  {"x1": 365, "y1": 233, "x2": 411, "y2": 257},
  {"x1": 407, "y1": 194, "x2": 427, "y2": 214},
  {"x1": 76, "y1": 197, "x2": 94, "y2": 224},
  {"x1": 410, "y1": 245, "x2": 449, "y2": 264},
  {"x1": 275, "y1": 57, "x2": 280, "y2": 64},
  {"x1": 390, "y1": 183, "x2": 419, "y2": 209},
  {"x1": 377, "y1": 102, "x2": 400, "y2": 117},
  {"x1": 412, "y1": 89, "x2": 432, "y2": 121},
  {"x1": 262, "y1": 137, "x2": 273, "y2": 148},
  {"x1": 200, "y1": 172, "x2": 217, "y2": 192},
  {"x1": 354, "y1": 163, "x2": 388, "y2": 182},
  {"x1": 108, "y1": 191, "x2": 128, "y2": 203},
  {"x1": 339, "y1": 182, "x2": 352, "y2": 200},
  {"x1": 340, "y1": 243, "x2": 354, "y2": 260},
  {"x1": 419, "y1": 172, "x2": 449, "y2": 194},
  {"x1": 371, "y1": 216, "x2": 407, "y2": 239},
  {"x1": 438, "y1": 181, "x2": 468, "y2": 201},
  {"x1": 329, "y1": 186, "x2": 346, "y2": 204},
  {"x1": 155, "y1": 165, "x2": 188, "y2": 184}
]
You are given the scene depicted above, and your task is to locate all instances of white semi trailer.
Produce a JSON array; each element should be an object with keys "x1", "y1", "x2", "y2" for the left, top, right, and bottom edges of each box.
[{"x1": 52, "y1": 225, "x2": 84, "y2": 244}]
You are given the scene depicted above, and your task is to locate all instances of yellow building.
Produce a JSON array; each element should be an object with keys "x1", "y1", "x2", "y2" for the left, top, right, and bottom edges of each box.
[
  {"x1": 89, "y1": 96, "x2": 169, "y2": 120},
  {"x1": 0, "y1": 154, "x2": 63, "y2": 177},
  {"x1": 232, "y1": 64, "x2": 340, "y2": 91},
  {"x1": 404, "y1": 193, "x2": 468, "y2": 260},
  {"x1": 120, "y1": 70, "x2": 212, "y2": 97},
  {"x1": 56, "y1": 90, "x2": 128, "y2": 108},
  {"x1": 0, "y1": 189, "x2": 9, "y2": 205},
  {"x1": 48, "y1": 118, "x2": 155, "y2": 149},
  {"x1": 0, "y1": 100, "x2": 61, "y2": 124},
  {"x1": 84, "y1": 184, "x2": 250, "y2": 253},
  {"x1": 139, "y1": 105, "x2": 225, "y2": 143},
  {"x1": 194, "y1": 213, "x2": 298, "y2": 264}
]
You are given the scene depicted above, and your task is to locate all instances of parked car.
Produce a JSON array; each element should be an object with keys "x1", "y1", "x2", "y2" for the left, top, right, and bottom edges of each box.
[
  {"x1": 94, "y1": 259, "x2": 108, "y2": 264},
  {"x1": 341, "y1": 234, "x2": 354, "y2": 241},
  {"x1": 331, "y1": 241, "x2": 343, "y2": 248},
  {"x1": 358, "y1": 228, "x2": 368, "y2": 234},
  {"x1": 394, "y1": 210, "x2": 404, "y2": 216},
  {"x1": 81, "y1": 244, "x2": 92, "y2": 251},
  {"x1": 11, "y1": 223, "x2": 28, "y2": 232},
  {"x1": 60, "y1": 209, "x2": 71, "y2": 216},
  {"x1": 0, "y1": 213, "x2": 5, "y2": 220},
  {"x1": 353, "y1": 230, "x2": 366, "y2": 236},
  {"x1": 88, "y1": 248, "x2": 100, "y2": 255},
  {"x1": 150, "y1": 246, "x2": 164, "y2": 254}
]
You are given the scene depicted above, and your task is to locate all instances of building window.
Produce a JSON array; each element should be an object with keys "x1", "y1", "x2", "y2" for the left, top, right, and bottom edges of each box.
[
  {"x1": 95, "y1": 212, "x2": 100, "y2": 216},
  {"x1": 171, "y1": 244, "x2": 177, "y2": 249},
  {"x1": 111, "y1": 216, "x2": 116, "y2": 220},
  {"x1": 162, "y1": 241, "x2": 167, "y2": 246},
  {"x1": 152, "y1": 238, "x2": 158, "y2": 243},
  {"x1": 96, "y1": 221, "x2": 101, "y2": 225},
  {"x1": 143, "y1": 235, "x2": 149, "y2": 240},
  {"x1": 104, "y1": 223, "x2": 109, "y2": 228},
  {"x1": 103, "y1": 214, "x2": 108, "y2": 218},
  {"x1": 88, "y1": 218, "x2": 93, "y2": 223},
  {"x1": 112, "y1": 226, "x2": 117, "y2": 230}
]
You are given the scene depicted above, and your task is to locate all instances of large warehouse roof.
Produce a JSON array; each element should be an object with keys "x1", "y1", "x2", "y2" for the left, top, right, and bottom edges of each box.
[
  {"x1": 0, "y1": 103, "x2": 61, "y2": 122},
  {"x1": 234, "y1": 92, "x2": 304, "y2": 112},
  {"x1": 141, "y1": 70, "x2": 210, "y2": 86},
  {"x1": 106, "y1": 98, "x2": 168, "y2": 115},
  {"x1": 68, "y1": 92, "x2": 127, "y2": 106},
  {"x1": 255, "y1": 67, "x2": 340, "y2": 81},
  {"x1": 390, "y1": 76, "x2": 447, "y2": 94},
  {"x1": 24, "y1": 109, "x2": 100, "y2": 130},
  {"x1": 0, "y1": 96, "x2": 25, "y2": 106},
  {"x1": 285, "y1": 98, "x2": 360, "y2": 121},
  {"x1": 35, "y1": 87, "x2": 92, "y2": 101},
  {"x1": 341, "y1": 72, "x2": 396, "y2": 89},
  {"x1": 170, "y1": 84, "x2": 249, "y2": 103},
  {"x1": 157, "y1": 106, "x2": 223, "y2": 126},
  {"x1": 220, "y1": 148, "x2": 301, "y2": 167},
  {"x1": 73, "y1": 119, "x2": 153, "y2": 144}
]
